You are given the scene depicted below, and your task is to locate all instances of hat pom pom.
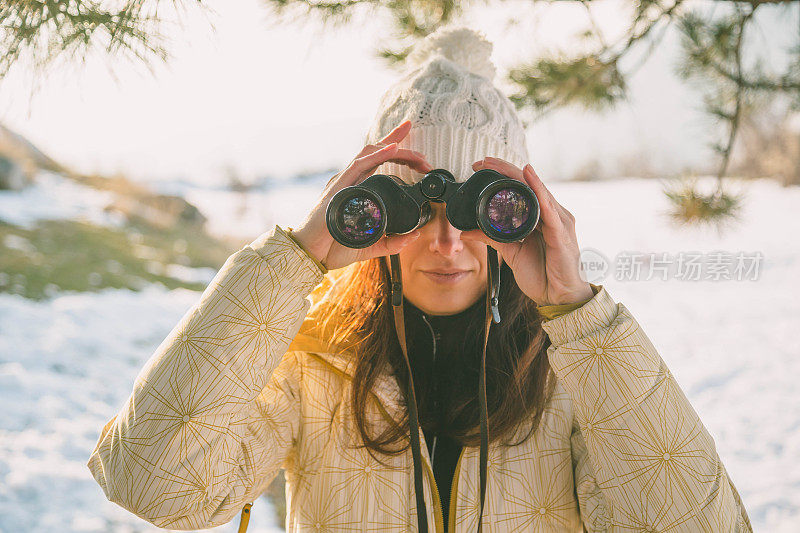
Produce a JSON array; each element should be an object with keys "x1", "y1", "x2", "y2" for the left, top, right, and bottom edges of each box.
[{"x1": 405, "y1": 26, "x2": 496, "y2": 80}]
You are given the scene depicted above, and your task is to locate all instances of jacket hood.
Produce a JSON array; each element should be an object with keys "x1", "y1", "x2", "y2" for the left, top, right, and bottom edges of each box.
[
  {"x1": 287, "y1": 267, "x2": 407, "y2": 419},
  {"x1": 287, "y1": 267, "x2": 359, "y2": 354}
]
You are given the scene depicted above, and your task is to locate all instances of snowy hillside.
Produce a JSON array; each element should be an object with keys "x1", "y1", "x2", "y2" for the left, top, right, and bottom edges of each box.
[{"x1": 0, "y1": 173, "x2": 798, "y2": 531}]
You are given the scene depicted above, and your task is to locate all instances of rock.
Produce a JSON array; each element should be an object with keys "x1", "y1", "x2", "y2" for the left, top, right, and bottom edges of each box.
[
  {"x1": 0, "y1": 155, "x2": 30, "y2": 190},
  {"x1": 104, "y1": 193, "x2": 207, "y2": 229}
]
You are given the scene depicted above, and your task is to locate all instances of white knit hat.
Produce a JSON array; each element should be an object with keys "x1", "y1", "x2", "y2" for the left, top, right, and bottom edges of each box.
[{"x1": 364, "y1": 25, "x2": 530, "y2": 185}]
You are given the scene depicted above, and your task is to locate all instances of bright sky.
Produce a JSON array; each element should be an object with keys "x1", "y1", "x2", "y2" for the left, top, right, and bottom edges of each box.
[{"x1": 0, "y1": 0, "x2": 792, "y2": 186}]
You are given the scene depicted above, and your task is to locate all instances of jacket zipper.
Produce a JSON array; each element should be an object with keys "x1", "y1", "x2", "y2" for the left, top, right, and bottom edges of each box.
[
  {"x1": 420, "y1": 313, "x2": 439, "y2": 466},
  {"x1": 421, "y1": 451, "x2": 445, "y2": 533},
  {"x1": 421, "y1": 439, "x2": 466, "y2": 533},
  {"x1": 448, "y1": 447, "x2": 466, "y2": 533},
  {"x1": 419, "y1": 312, "x2": 459, "y2": 533}
]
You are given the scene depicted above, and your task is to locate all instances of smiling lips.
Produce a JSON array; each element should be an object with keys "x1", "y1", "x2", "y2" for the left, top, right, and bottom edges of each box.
[{"x1": 420, "y1": 269, "x2": 471, "y2": 284}]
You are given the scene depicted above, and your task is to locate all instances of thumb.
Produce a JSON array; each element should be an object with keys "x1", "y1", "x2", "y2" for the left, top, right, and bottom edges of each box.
[
  {"x1": 378, "y1": 230, "x2": 421, "y2": 256},
  {"x1": 460, "y1": 229, "x2": 489, "y2": 244},
  {"x1": 461, "y1": 230, "x2": 511, "y2": 264}
]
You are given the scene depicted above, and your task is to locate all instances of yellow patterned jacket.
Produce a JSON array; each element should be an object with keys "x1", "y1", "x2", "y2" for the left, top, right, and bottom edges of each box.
[{"x1": 88, "y1": 225, "x2": 753, "y2": 532}]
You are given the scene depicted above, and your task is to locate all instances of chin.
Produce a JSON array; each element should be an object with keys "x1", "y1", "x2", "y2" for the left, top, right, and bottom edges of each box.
[
  {"x1": 410, "y1": 284, "x2": 479, "y2": 315},
  {"x1": 404, "y1": 269, "x2": 482, "y2": 311}
]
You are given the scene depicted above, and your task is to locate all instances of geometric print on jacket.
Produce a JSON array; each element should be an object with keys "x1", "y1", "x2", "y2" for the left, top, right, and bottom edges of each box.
[{"x1": 87, "y1": 224, "x2": 753, "y2": 532}]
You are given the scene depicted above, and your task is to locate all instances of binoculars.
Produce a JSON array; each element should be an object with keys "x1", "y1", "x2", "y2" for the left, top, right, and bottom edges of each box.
[{"x1": 325, "y1": 168, "x2": 540, "y2": 249}]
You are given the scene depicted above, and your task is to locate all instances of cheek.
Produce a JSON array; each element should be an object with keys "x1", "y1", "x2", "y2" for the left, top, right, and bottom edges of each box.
[
  {"x1": 396, "y1": 242, "x2": 425, "y2": 289},
  {"x1": 466, "y1": 242, "x2": 489, "y2": 272},
  {"x1": 396, "y1": 239, "x2": 424, "y2": 271}
]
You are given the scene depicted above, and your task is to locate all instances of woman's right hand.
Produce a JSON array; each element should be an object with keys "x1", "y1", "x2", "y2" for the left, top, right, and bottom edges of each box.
[{"x1": 290, "y1": 119, "x2": 433, "y2": 271}]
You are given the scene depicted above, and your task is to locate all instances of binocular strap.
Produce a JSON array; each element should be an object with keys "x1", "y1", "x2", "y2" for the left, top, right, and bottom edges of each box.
[{"x1": 389, "y1": 247, "x2": 500, "y2": 533}]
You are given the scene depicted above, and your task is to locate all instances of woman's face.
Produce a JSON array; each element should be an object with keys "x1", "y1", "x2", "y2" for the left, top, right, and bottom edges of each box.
[{"x1": 394, "y1": 202, "x2": 489, "y2": 315}]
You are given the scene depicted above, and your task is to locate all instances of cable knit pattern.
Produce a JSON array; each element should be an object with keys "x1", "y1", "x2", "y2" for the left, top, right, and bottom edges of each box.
[{"x1": 364, "y1": 25, "x2": 530, "y2": 184}]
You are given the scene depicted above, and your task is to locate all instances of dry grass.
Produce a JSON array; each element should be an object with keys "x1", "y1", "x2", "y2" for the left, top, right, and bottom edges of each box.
[{"x1": 662, "y1": 174, "x2": 744, "y2": 228}]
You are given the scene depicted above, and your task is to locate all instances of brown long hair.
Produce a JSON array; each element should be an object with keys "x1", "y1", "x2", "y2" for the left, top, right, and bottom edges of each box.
[{"x1": 313, "y1": 253, "x2": 556, "y2": 467}]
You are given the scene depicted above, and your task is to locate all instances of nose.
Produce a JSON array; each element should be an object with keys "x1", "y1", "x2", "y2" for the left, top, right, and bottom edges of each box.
[{"x1": 425, "y1": 204, "x2": 464, "y2": 257}]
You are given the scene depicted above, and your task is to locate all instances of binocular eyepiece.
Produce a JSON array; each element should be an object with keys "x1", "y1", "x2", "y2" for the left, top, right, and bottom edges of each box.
[{"x1": 326, "y1": 168, "x2": 540, "y2": 249}]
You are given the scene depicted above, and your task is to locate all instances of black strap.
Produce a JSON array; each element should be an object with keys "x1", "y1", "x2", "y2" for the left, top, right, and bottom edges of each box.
[
  {"x1": 477, "y1": 246, "x2": 500, "y2": 532},
  {"x1": 390, "y1": 253, "x2": 429, "y2": 532},
  {"x1": 390, "y1": 247, "x2": 500, "y2": 533}
]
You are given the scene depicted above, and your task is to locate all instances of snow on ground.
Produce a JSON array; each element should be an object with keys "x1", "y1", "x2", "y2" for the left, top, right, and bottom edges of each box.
[
  {"x1": 0, "y1": 285, "x2": 283, "y2": 533},
  {"x1": 1, "y1": 174, "x2": 798, "y2": 531},
  {"x1": 0, "y1": 170, "x2": 124, "y2": 229},
  {"x1": 148, "y1": 177, "x2": 328, "y2": 242}
]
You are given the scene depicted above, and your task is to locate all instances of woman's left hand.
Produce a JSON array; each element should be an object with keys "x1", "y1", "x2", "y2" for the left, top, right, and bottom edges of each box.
[{"x1": 461, "y1": 156, "x2": 594, "y2": 306}]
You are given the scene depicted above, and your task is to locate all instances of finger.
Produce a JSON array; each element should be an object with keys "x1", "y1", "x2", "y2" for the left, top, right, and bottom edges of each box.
[
  {"x1": 332, "y1": 144, "x2": 431, "y2": 198},
  {"x1": 475, "y1": 157, "x2": 555, "y2": 209},
  {"x1": 378, "y1": 119, "x2": 413, "y2": 146},
  {"x1": 359, "y1": 143, "x2": 430, "y2": 169},
  {"x1": 460, "y1": 229, "x2": 518, "y2": 262},
  {"x1": 365, "y1": 230, "x2": 421, "y2": 258},
  {"x1": 322, "y1": 170, "x2": 342, "y2": 191},
  {"x1": 522, "y1": 164, "x2": 568, "y2": 227},
  {"x1": 459, "y1": 228, "x2": 486, "y2": 243},
  {"x1": 355, "y1": 145, "x2": 431, "y2": 172},
  {"x1": 522, "y1": 164, "x2": 559, "y2": 209},
  {"x1": 356, "y1": 147, "x2": 432, "y2": 184},
  {"x1": 342, "y1": 143, "x2": 398, "y2": 186},
  {"x1": 381, "y1": 149, "x2": 434, "y2": 174},
  {"x1": 472, "y1": 156, "x2": 524, "y2": 182},
  {"x1": 356, "y1": 120, "x2": 413, "y2": 160}
]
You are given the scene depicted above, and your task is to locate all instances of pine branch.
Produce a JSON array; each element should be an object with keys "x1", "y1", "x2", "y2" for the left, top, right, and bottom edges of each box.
[
  {"x1": 0, "y1": 0, "x2": 206, "y2": 79},
  {"x1": 714, "y1": 6, "x2": 755, "y2": 187}
]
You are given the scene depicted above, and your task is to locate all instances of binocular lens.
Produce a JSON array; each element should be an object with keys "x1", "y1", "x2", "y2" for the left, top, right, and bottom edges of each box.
[
  {"x1": 326, "y1": 169, "x2": 538, "y2": 248},
  {"x1": 338, "y1": 196, "x2": 384, "y2": 245},
  {"x1": 486, "y1": 188, "x2": 532, "y2": 234}
]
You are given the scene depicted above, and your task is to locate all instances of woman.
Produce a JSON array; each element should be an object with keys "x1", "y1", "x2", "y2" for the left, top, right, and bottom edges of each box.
[{"x1": 88, "y1": 27, "x2": 752, "y2": 532}]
